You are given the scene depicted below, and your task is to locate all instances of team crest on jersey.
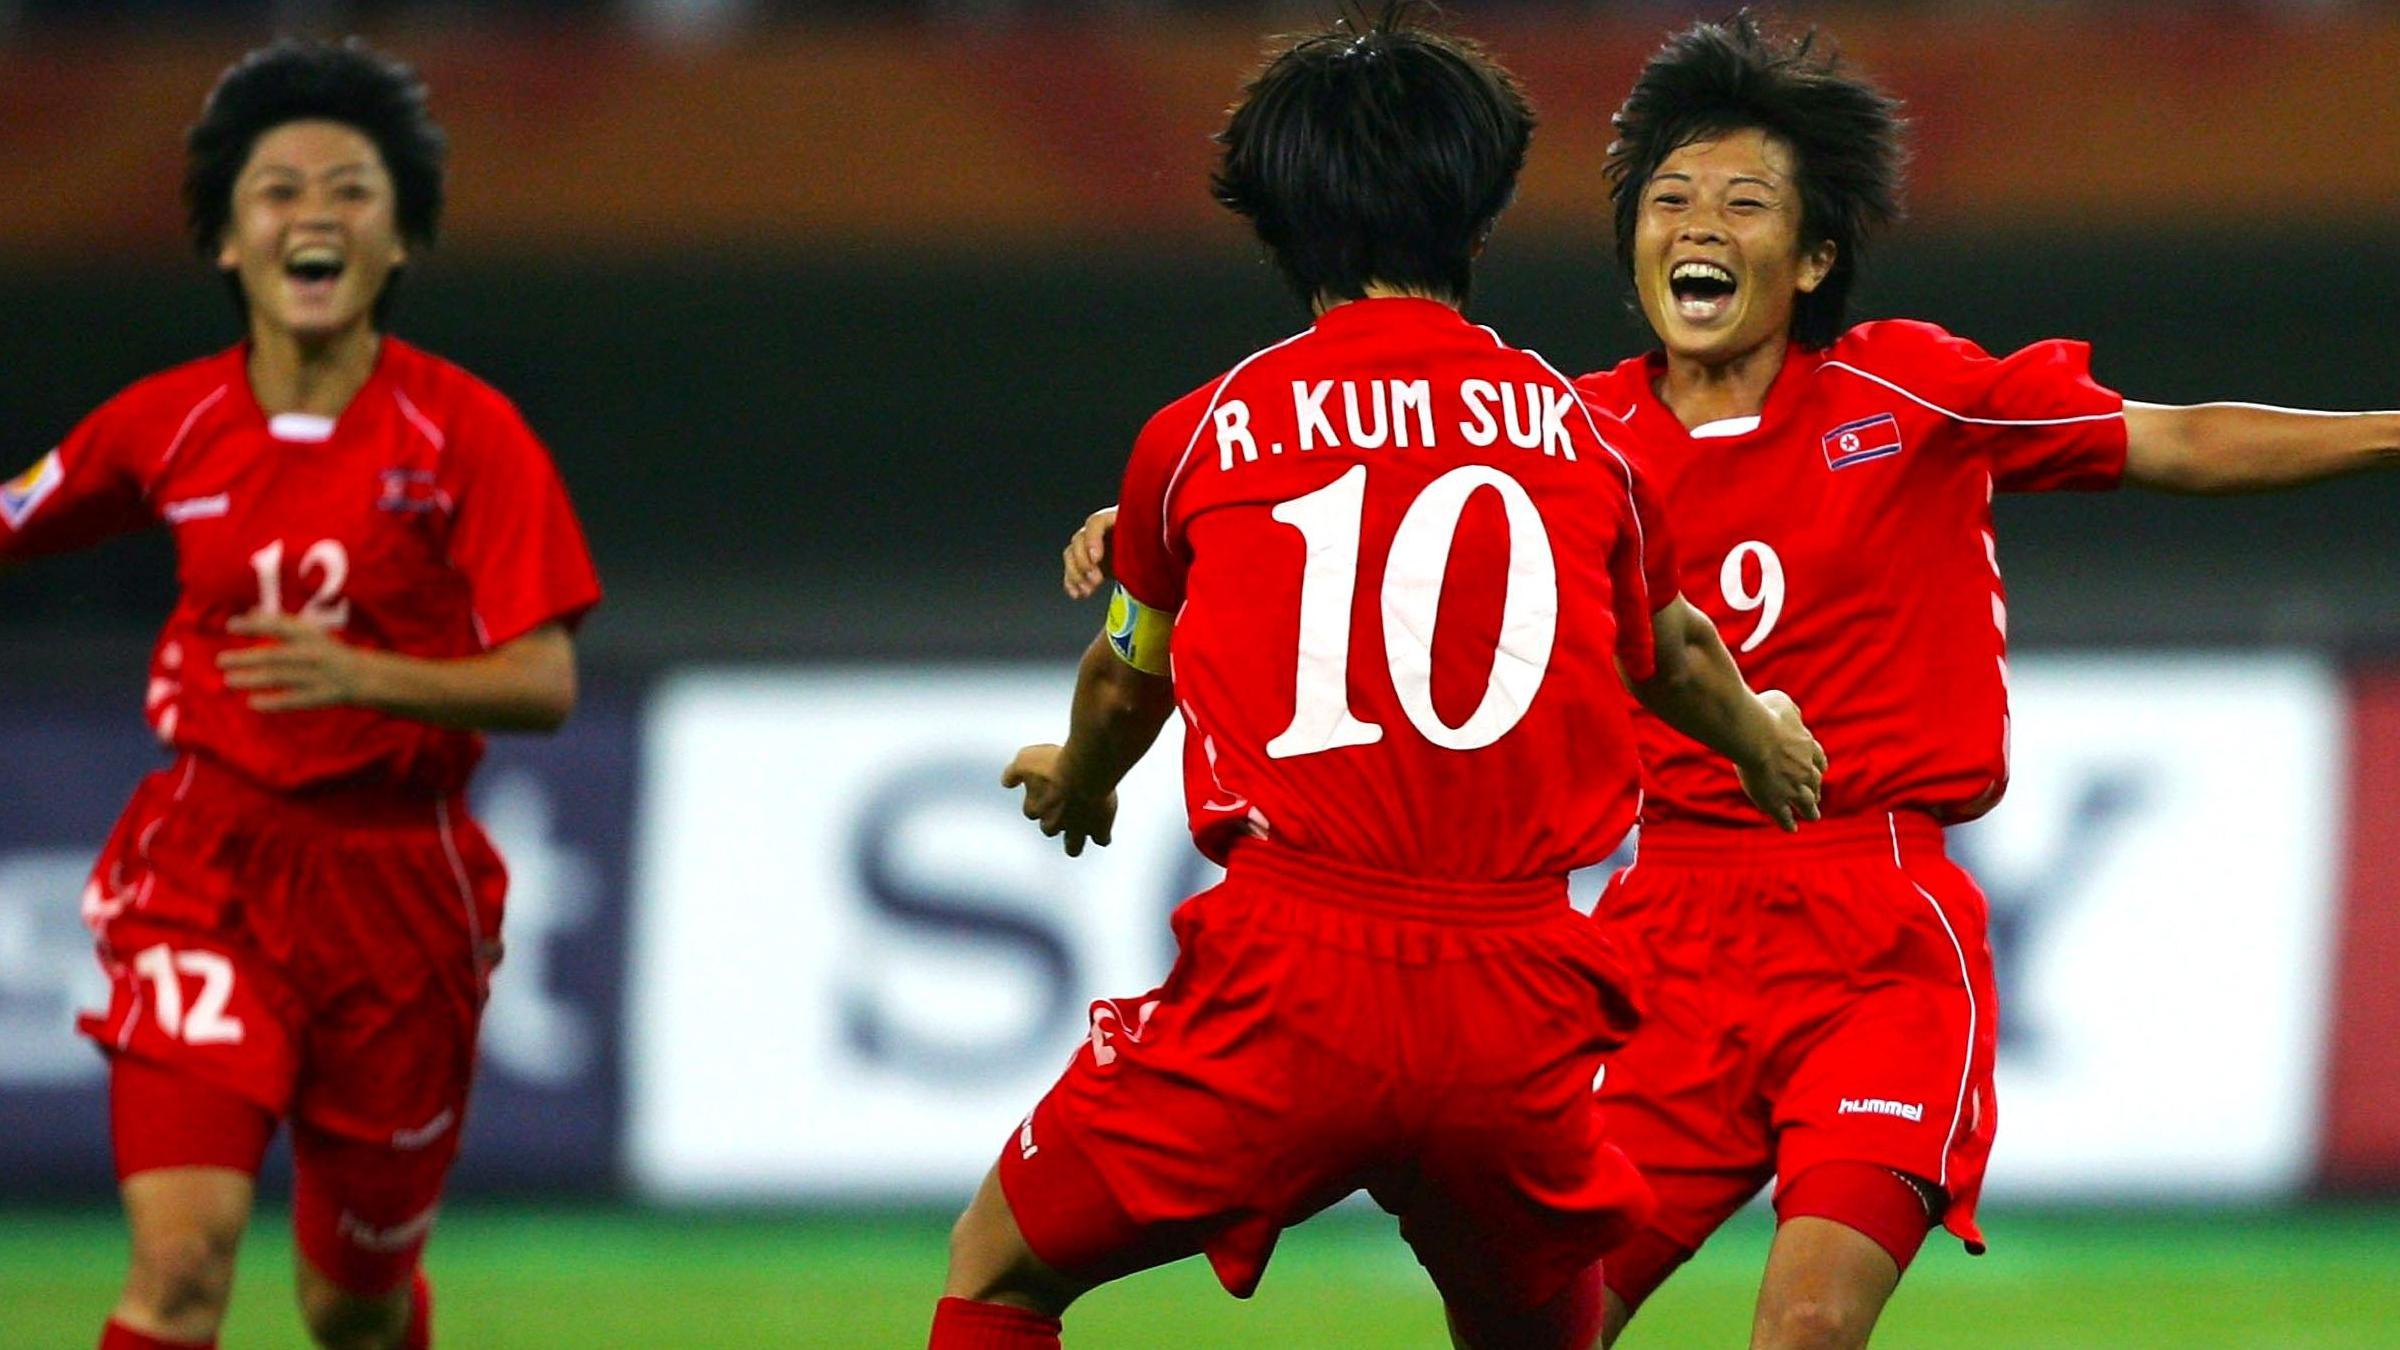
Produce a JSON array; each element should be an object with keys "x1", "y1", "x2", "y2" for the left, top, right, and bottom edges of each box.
[
  {"x1": 1, "y1": 450, "x2": 63, "y2": 529},
  {"x1": 377, "y1": 468, "x2": 449, "y2": 514},
  {"x1": 1822, "y1": 412, "x2": 1904, "y2": 471}
]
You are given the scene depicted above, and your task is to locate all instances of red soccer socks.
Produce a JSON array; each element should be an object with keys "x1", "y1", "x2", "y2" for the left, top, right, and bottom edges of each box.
[
  {"x1": 100, "y1": 1320, "x2": 213, "y2": 1349},
  {"x1": 1442, "y1": 1259, "x2": 1606, "y2": 1350},
  {"x1": 928, "y1": 1296, "x2": 1064, "y2": 1349},
  {"x1": 403, "y1": 1268, "x2": 433, "y2": 1350}
]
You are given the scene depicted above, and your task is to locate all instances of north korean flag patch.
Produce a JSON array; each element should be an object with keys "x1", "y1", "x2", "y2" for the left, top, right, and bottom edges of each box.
[
  {"x1": 377, "y1": 468, "x2": 450, "y2": 515},
  {"x1": 1822, "y1": 413, "x2": 1904, "y2": 471},
  {"x1": 0, "y1": 450, "x2": 63, "y2": 529}
]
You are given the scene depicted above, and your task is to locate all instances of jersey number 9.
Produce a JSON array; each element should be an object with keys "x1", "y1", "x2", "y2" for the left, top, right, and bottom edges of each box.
[{"x1": 1720, "y1": 540, "x2": 1785, "y2": 653}]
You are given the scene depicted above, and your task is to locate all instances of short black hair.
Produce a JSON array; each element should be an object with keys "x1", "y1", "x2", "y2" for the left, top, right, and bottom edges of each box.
[
  {"x1": 1213, "y1": 2, "x2": 1533, "y2": 307},
  {"x1": 1605, "y1": 11, "x2": 1905, "y2": 348},
  {"x1": 185, "y1": 38, "x2": 446, "y2": 326}
]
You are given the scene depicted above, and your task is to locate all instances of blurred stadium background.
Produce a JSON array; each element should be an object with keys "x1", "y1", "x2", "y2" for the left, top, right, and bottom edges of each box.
[{"x1": 5, "y1": 1, "x2": 2400, "y2": 1346}]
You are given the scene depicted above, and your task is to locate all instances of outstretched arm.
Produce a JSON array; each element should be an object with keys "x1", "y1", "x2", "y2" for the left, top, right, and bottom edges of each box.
[
  {"x1": 1003, "y1": 634, "x2": 1176, "y2": 856},
  {"x1": 2122, "y1": 402, "x2": 2400, "y2": 494},
  {"x1": 1627, "y1": 596, "x2": 1825, "y2": 831}
]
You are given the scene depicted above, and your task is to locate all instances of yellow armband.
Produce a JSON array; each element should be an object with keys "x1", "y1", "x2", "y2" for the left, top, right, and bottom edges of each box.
[{"x1": 1104, "y1": 584, "x2": 1173, "y2": 676}]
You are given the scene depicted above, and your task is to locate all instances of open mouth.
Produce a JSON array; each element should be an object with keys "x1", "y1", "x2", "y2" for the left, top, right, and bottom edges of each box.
[
  {"x1": 1667, "y1": 260, "x2": 1738, "y2": 324},
  {"x1": 283, "y1": 248, "x2": 347, "y2": 297}
]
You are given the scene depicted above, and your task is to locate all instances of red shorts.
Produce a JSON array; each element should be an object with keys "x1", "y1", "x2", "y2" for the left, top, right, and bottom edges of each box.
[
  {"x1": 998, "y1": 843, "x2": 1657, "y2": 1318},
  {"x1": 77, "y1": 754, "x2": 507, "y2": 1289},
  {"x1": 1590, "y1": 812, "x2": 1996, "y2": 1300}
]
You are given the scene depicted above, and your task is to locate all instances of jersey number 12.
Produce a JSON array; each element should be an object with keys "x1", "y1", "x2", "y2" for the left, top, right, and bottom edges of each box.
[{"x1": 248, "y1": 538, "x2": 353, "y2": 630}]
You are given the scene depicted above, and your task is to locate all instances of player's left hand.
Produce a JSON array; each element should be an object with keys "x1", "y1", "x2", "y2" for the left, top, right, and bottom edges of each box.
[
  {"x1": 1738, "y1": 689, "x2": 1828, "y2": 832},
  {"x1": 218, "y1": 611, "x2": 372, "y2": 712},
  {"x1": 1003, "y1": 742, "x2": 1118, "y2": 857}
]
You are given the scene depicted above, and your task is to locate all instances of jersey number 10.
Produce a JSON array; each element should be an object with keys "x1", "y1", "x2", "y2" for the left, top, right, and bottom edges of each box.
[{"x1": 1266, "y1": 463, "x2": 1557, "y2": 759}]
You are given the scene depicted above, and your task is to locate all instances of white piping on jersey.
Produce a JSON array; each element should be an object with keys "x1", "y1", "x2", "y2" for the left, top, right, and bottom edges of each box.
[
  {"x1": 434, "y1": 798, "x2": 485, "y2": 955},
  {"x1": 1888, "y1": 812, "x2": 1976, "y2": 1192},
  {"x1": 1184, "y1": 698, "x2": 1251, "y2": 817},
  {"x1": 1158, "y1": 328, "x2": 1317, "y2": 552},
  {"x1": 148, "y1": 385, "x2": 230, "y2": 493},
  {"x1": 1494, "y1": 329, "x2": 1654, "y2": 587},
  {"x1": 1822, "y1": 360, "x2": 2124, "y2": 428},
  {"x1": 115, "y1": 970, "x2": 143, "y2": 1051},
  {"x1": 392, "y1": 388, "x2": 448, "y2": 454}
]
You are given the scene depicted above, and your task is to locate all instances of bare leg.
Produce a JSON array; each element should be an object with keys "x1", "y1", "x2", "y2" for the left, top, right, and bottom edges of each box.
[
  {"x1": 943, "y1": 1165, "x2": 1092, "y2": 1315},
  {"x1": 1601, "y1": 1287, "x2": 1632, "y2": 1346},
  {"x1": 1748, "y1": 1217, "x2": 1901, "y2": 1350},
  {"x1": 114, "y1": 1167, "x2": 254, "y2": 1343},
  {"x1": 294, "y1": 1257, "x2": 413, "y2": 1350}
]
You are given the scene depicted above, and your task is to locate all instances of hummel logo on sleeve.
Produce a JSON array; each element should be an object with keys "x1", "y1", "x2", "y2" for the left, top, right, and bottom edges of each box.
[
  {"x1": 1837, "y1": 1096, "x2": 1925, "y2": 1122},
  {"x1": 162, "y1": 494, "x2": 231, "y2": 524}
]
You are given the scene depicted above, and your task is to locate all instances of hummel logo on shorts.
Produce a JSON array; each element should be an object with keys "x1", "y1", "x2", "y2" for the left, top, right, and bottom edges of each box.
[{"x1": 1837, "y1": 1096, "x2": 1925, "y2": 1122}]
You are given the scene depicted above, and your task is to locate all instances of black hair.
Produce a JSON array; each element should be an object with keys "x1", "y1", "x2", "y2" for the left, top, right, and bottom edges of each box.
[
  {"x1": 185, "y1": 38, "x2": 446, "y2": 327},
  {"x1": 1213, "y1": 2, "x2": 1533, "y2": 307},
  {"x1": 1605, "y1": 11, "x2": 1905, "y2": 348}
]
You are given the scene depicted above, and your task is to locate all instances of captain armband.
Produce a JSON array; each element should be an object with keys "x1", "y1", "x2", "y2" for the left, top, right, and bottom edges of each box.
[{"x1": 1103, "y1": 584, "x2": 1173, "y2": 676}]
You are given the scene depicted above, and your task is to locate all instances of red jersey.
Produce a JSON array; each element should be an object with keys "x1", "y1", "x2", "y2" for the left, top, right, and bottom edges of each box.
[
  {"x1": 1112, "y1": 297, "x2": 1679, "y2": 881},
  {"x1": 1, "y1": 338, "x2": 601, "y2": 797},
  {"x1": 1574, "y1": 319, "x2": 2125, "y2": 828}
]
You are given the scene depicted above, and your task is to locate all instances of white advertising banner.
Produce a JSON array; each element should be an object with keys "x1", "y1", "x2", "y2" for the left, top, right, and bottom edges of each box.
[
  {"x1": 1957, "y1": 654, "x2": 2342, "y2": 1200},
  {"x1": 627, "y1": 655, "x2": 2342, "y2": 1203},
  {"x1": 627, "y1": 668, "x2": 1215, "y2": 1201}
]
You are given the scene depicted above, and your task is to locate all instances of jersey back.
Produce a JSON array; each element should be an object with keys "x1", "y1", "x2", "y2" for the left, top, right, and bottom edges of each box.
[
  {"x1": 0, "y1": 339, "x2": 601, "y2": 796},
  {"x1": 1113, "y1": 298, "x2": 1678, "y2": 882},
  {"x1": 1575, "y1": 319, "x2": 2125, "y2": 827}
]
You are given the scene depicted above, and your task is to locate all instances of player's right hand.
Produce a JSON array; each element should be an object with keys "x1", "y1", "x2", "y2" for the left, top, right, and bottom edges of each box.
[
  {"x1": 1003, "y1": 743, "x2": 1119, "y2": 857},
  {"x1": 1063, "y1": 506, "x2": 1120, "y2": 601},
  {"x1": 1737, "y1": 689, "x2": 1827, "y2": 833}
]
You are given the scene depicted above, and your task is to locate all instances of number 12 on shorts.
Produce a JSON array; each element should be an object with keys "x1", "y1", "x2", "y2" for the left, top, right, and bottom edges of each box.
[
  {"x1": 133, "y1": 945, "x2": 246, "y2": 1045},
  {"x1": 1268, "y1": 463, "x2": 1559, "y2": 759}
]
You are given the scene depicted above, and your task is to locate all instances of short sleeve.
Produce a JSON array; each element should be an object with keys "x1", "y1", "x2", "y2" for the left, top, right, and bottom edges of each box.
[
  {"x1": 1108, "y1": 399, "x2": 1204, "y2": 614},
  {"x1": 1883, "y1": 324, "x2": 2127, "y2": 493},
  {"x1": 0, "y1": 402, "x2": 150, "y2": 560},
  {"x1": 1608, "y1": 457, "x2": 1680, "y2": 683},
  {"x1": 441, "y1": 397, "x2": 601, "y2": 648}
]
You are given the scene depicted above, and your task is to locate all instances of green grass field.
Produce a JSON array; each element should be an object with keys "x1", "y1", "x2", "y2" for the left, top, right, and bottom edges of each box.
[{"x1": 6, "y1": 1204, "x2": 2397, "y2": 1347}]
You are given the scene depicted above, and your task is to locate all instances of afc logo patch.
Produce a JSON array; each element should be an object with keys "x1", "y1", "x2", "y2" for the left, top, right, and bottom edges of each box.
[
  {"x1": 1822, "y1": 412, "x2": 1904, "y2": 471},
  {"x1": 1, "y1": 449, "x2": 64, "y2": 529},
  {"x1": 377, "y1": 468, "x2": 449, "y2": 515}
]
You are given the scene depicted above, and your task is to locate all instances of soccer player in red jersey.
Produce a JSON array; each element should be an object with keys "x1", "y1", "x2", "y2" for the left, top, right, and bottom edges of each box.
[
  {"x1": 1060, "y1": 14, "x2": 2399, "y2": 1348},
  {"x1": 934, "y1": 10, "x2": 1825, "y2": 1350},
  {"x1": 0, "y1": 41, "x2": 599, "y2": 1350}
]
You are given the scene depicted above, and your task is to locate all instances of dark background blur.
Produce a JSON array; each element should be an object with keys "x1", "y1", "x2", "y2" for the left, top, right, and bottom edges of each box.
[{"x1": 4, "y1": 0, "x2": 2397, "y2": 681}]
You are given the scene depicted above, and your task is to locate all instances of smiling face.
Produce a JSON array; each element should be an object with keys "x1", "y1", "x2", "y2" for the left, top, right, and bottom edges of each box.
[
  {"x1": 1631, "y1": 126, "x2": 1835, "y2": 367},
  {"x1": 215, "y1": 120, "x2": 406, "y2": 345}
]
